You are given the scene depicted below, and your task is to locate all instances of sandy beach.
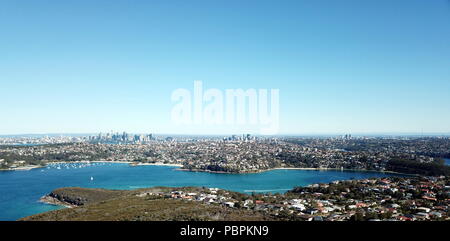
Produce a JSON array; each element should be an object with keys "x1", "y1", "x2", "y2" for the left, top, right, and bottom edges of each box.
[{"x1": 130, "y1": 162, "x2": 183, "y2": 167}]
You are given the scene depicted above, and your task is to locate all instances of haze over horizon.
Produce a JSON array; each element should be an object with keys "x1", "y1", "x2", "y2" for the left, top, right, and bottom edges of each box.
[
  {"x1": 1, "y1": 0, "x2": 449, "y2": 135},
  {"x1": 0, "y1": 131, "x2": 450, "y2": 137}
]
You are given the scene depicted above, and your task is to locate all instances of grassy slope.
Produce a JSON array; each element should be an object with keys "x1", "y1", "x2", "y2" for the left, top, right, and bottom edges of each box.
[{"x1": 21, "y1": 187, "x2": 276, "y2": 221}]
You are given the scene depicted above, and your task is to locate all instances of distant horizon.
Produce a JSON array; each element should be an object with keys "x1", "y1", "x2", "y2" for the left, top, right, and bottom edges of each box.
[{"x1": 1, "y1": 131, "x2": 450, "y2": 138}]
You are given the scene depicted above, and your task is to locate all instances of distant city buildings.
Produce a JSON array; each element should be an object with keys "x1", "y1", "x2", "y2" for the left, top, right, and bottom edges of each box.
[
  {"x1": 89, "y1": 131, "x2": 154, "y2": 144},
  {"x1": 223, "y1": 134, "x2": 256, "y2": 142}
]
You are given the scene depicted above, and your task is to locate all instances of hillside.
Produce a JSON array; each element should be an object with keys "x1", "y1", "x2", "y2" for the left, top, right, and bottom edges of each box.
[
  {"x1": 21, "y1": 187, "x2": 277, "y2": 221},
  {"x1": 20, "y1": 176, "x2": 450, "y2": 221}
]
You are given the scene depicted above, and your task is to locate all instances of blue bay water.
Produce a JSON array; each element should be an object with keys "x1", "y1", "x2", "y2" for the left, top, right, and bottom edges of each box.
[
  {"x1": 444, "y1": 158, "x2": 450, "y2": 166},
  {"x1": 0, "y1": 162, "x2": 401, "y2": 220}
]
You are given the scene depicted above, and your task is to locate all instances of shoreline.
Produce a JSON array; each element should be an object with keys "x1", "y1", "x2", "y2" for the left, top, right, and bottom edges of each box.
[
  {"x1": 0, "y1": 165, "x2": 44, "y2": 171},
  {"x1": 271, "y1": 167, "x2": 417, "y2": 176},
  {"x1": 39, "y1": 195, "x2": 76, "y2": 208},
  {"x1": 0, "y1": 160, "x2": 133, "y2": 171},
  {"x1": 0, "y1": 161, "x2": 417, "y2": 177},
  {"x1": 176, "y1": 166, "x2": 417, "y2": 176},
  {"x1": 0, "y1": 160, "x2": 183, "y2": 171},
  {"x1": 129, "y1": 162, "x2": 183, "y2": 167}
]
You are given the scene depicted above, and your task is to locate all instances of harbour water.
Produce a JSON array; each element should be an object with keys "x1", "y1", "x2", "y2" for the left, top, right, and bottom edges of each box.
[
  {"x1": 0, "y1": 162, "x2": 402, "y2": 220},
  {"x1": 444, "y1": 158, "x2": 450, "y2": 166}
]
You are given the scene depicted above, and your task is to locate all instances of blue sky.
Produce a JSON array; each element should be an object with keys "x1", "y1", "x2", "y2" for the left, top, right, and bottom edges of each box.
[{"x1": 0, "y1": 0, "x2": 449, "y2": 135}]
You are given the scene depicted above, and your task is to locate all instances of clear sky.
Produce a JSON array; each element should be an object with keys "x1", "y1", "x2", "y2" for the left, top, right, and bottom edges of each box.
[{"x1": 1, "y1": 0, "x2": 449, "y2": 135}]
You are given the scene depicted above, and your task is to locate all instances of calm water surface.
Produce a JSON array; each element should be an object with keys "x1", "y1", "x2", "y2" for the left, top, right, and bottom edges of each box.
[
  {"x1": 444, "y1": 158, "x2": 450, "y2": 166},
  {"x1": 0, "y1": 163, "x2": 401, "y2": 220}
]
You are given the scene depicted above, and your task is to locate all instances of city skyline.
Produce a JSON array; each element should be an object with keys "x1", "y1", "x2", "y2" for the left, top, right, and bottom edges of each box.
[
  {"x1": 1, "y1": 131, "x2": 450, "y2": 138},
  {"x1": 1, "y1": 0, "x2": 449, "y2": 135}
]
